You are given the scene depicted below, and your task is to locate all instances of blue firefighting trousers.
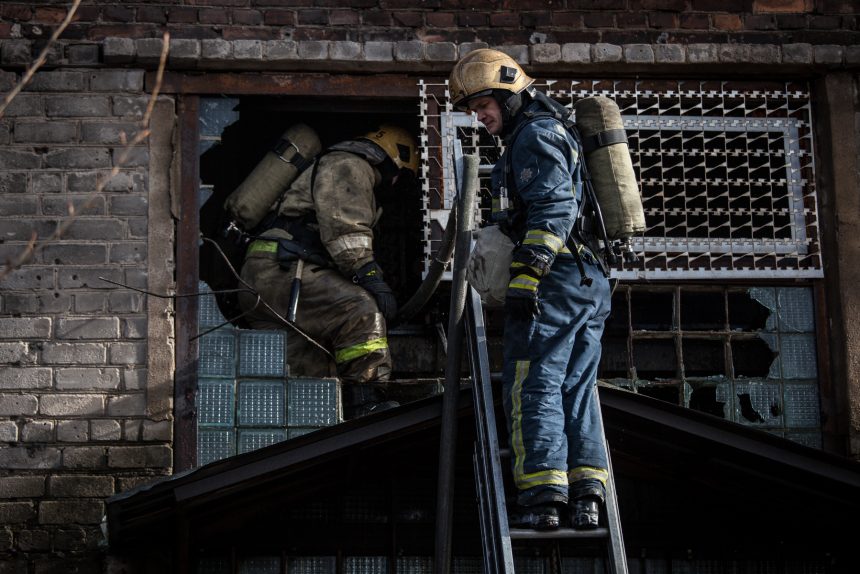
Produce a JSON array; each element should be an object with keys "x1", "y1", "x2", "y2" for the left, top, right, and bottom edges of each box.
[{"x1": 502, "y1": 251, "x2": 612, "y2": 506}]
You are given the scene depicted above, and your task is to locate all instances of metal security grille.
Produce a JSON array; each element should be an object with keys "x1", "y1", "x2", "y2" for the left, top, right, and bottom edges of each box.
[{"x1": 418, "y1": 79, "x2": 821, "y2": 280}]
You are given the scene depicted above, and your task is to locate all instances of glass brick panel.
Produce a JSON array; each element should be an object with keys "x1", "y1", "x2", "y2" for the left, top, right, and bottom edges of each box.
[
  {"x1": 784, "y1": 383, "x2": 820, "y2": 427},
  {"x1": 344, "y1": 557, "x2": 389, "y2": 574},
  {"x1": 748, "y1": 288, "x2": 778, "y2": 331},
  {"x1": 288, "y1": 378, "x2": 339, "y2": 427},
  {"x1": 198, "y1": 428, "x2": 235, "y2": 466},
  {"x1": 779, "y1": 334, "x2": 818, "y2": 379},
  {"x1": 287, "y1": 557, "x2": 336, "y2": 574},
  {"x1": 198, "y1": 331, "x2": 237, "y2": 377},
  {"x1": 239, "y1": 330, "x2": 286, "y2": 377},
  {"x1": 786, "y1": 432, "x2": 822, "y2": 449},
  {"x1": 198, "y1": 379, "x2": 235, "y2": 426},
  {"x1": 562, "y1": 557, "x2": 604, "y2": 574},
  {"x1": 197, "y1": 555, "x2": 231, "y2": 574},
  {"x1": 452, "y1": 558, "x2": 482, "y2": 574},
  {"x1": 238, "y1": 556, "x2": 280, "y2": 574},
  {"x1": 343, "y1": 491, "x2": 388, "y2": 523},
  {"x1": 238, "y1": 380, "x2": 285, "y2": 426},
  {"x1": 513, "y1": 556, "x2": 547, "y2": 574},
  {"x1": 396, "y1": 557, "x2": 433, "y2": 573},
  {"x1": 288, "y1": 428, "x2": 317, "y2": 439},
  {"x1": 733, "y1": 381, "x2": 782, "y2": 426},
  {"x1": 238, "y1": 429, "x2": 287, "y2": 454},
  {"x1": 198, "y1": 281, "x2": 230, "y2": 328},
  {"x1": 776, "y1": 287, "x2": 815, "y2": 333}
]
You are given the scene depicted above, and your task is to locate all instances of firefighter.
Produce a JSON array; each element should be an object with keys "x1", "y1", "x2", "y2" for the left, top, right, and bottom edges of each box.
[
  {"x1": 237, "y1": 125, "x2": 419, "y2": 419},
  {"x1": 449, "y1": 49, "x2": 612, "y2": 530}
]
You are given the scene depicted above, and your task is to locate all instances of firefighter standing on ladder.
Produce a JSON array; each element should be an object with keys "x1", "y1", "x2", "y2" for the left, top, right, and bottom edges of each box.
[
  {"x1": 449, "y1": 50, "x2": 612, "y2": 530},
  {"x1": 237, "y1": 125, "x2": 419, "y2": 420}
]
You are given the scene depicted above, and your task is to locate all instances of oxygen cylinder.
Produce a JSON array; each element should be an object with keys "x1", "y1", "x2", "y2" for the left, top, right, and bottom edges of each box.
[
  {"x1": 573, "y1": 96, "x2": 645, "y2": 240},
  {"x1": 224, "y1": 123, "x2": 322, "y2": 230}
]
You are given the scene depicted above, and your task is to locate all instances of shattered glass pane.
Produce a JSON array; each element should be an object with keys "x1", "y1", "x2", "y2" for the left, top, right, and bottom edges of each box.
[
  {"x1": 198, "y1": 331, "x2": 236, "y2": 377},
  {"x1": 288, "y1": 378, "x2": 339, "y2": 427},
  {"x1": 199, "y1": 97, "x2": 240, "y2": 137},
  {"x1": 727, "y1": 290, "x2": 770, "y2": 331},
  {"x1": 755, "y1": 333, "x2": 782, "y2": 379},
  {"x1": 345, "y1": 557, "x2": 389, "y2": 574},
  {"x1": 779, "y1": 334, "x2": 818, "y2": 379},
  {"x1": 682, "y1": 338, "x2": 725, "y2": 376},
  {"x1": 198, "y1": 379, "x2": 234, "y2": 426},
  {"x1": 239, "y1": 330, "x2": 286, "y2": 377},
  {"x1": 748, "y1": 287, "x2": 778, "y2": 331},
  {"x1": 237, "y1": 429, "x2": 287, "y2": 454},
  {"x1": 197, "y1": 429, "x2": 235, "y2": 466},
  {"x1": 733, "y1": 381, "x2": 782, "y2": 426},
  {"x1": 686, "y1": 380, "x2": 729, "y2": 419},
  {"x1": 731, "y1": 336, "x2": 778, "y2": 379},
  {"x1": 238, "y1": 380, "x2": 285, "y2": 426},
  {"x1": 238, "y1": 557, "x2": 280, "y2": 574},
  {"x1": 286, "y1": 557, "x2": 336, "y2": 574},
  {"x1": 784, "y1": 383, "x2": 820, "y2": 427}
]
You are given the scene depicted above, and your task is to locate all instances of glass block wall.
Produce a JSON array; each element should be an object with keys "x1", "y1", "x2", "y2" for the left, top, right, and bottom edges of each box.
[{"x1": 197, "y1": 282, "x2": 340, "y2": 466}]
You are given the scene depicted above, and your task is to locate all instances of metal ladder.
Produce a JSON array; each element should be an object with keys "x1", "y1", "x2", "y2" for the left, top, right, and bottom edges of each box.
[{"x1": 464, "y1": 286, "x2": 629, "y2": 574}]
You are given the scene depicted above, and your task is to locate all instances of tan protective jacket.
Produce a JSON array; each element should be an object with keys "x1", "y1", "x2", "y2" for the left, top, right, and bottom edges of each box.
[{"x1": 268, "y1": 150, "x2": 382, "y2": 276}]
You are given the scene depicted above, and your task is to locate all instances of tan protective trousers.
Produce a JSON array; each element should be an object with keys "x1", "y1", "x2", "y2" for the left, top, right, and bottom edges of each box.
[{"x1": 238, "y1": 250, "x2": 392, "y2": 383}]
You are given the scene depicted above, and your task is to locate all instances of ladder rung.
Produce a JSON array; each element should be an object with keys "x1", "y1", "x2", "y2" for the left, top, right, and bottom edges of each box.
[{"x1": 509, "y1": 527, "x2": 610, "y2": 541}]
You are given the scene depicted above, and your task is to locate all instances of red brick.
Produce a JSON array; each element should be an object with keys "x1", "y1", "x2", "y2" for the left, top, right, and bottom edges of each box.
[
  {"x1": 650, "y1": 12, "x2": 678, "y2": 28},
  {"x1": 745, "y1": 14, "x2": 777, "y2": 30},
  {"x1": 293, "y1": 27, "x2": 348, "y2": 40},
  {"x1": 73, "y1": 6, "x2": 101, "y2": 22},
  {"x1": 382, "y1": 0, "x2": 435, "y2": 7},
  {"x1": 427, "y1": 12, "x2": 456, "y2": 27},
  {"x1": 809, "y1": 15, "x2": 841, "y2": 29},
  {"x1": 393, "y1": 11, "x2": 423, "y2": 27},
  {"x1": 583, "y1": 12, "x2": 615, "y2": 28},
  {"x1": 163, "y1": 25, "x2": 220, "y2": 39},
  {"x1": 328, "y1": 10, "x2": 358, "y2": 25},
  {"x1": 363, "y1": 10, "x2": 393, "y2": 26},
  {"x1": 221, "y1": 26, "x2": 280, "y2": 39},
  {"x1": 86, "y1": 24, "x2": 160, "y2": 41},
  {"x1": 552, "y1": 11, "x2": 582, "y2": 27},
  {"x1": 0, "y1": 5, "x2": 33, "y2": 21},
  {"x1": 252, "y1": 0, "x2": 312, "y2": 5},
  {"x1": 569, "y1": 0, "x2": 625, "y2": 7},
  {"x1": 691, "y1": 0, "x2": 743, "y2": 10},
  {"x1": 458, "y1": 12, "x2": 488, "y2": 27},
  {"x1": 297, "y1": 9, "x2": 328, "y2": 25},
  {"x1": 753, "y1": 0, "x2": 812, "y2": 13},
  {"x1": 103, "y1": 6, "x2": 134, "y2": 22},
  {"x1": 0, "y1": 23, "x2": 13, "y2": 39},
  {"x1": 554, "y1": 30, "x2": 601, "y2": 44},
  {"x1": 199, "y1": 8, "x2": 231, "y2": 25},
  {"x1": 712, "y1": 13, "x2": 743, "y2": 30},
  {"x1": 34, "y1": 7, "x2": 69, "y2": 24},
  {"x1": 617, "y1": 13, "x2": 648, "y2": 28},
  {"x1": 775, "y1": 14, "x2": 807, "y2": 29},
  {"x1": 186, "y1": 0, "x2": 251, "y2": 6},
  {"x1": 137, "y1": 6, "x2": 168, "y2": 24},
  {"x1": 522, "y1": 12, "x2": 551, "y2": 27},
  {"x1": 167, "y1": 7, "x2": 199, "y2": 24},
  {"x1": 501, "y1": 0, "x2": 554, "y2": 8},
  {"x1": 638, "y1": 0, "x2": 685, "y2": 9},
  {"x1": 679, "y1": 13, "x2": 710, "y2": 29},
  {"x1": 264, "y1": 10, "x2": 295, "y2": 26},
  {"x1": 233, "y1": 9, "x2": 263, "y2": 25},
  {"x1": 489, "y1": 12, "x2": 519, "y2": 27},
  {"x1": 821, "y1": 0, "x2": 858, "y2": 14}
]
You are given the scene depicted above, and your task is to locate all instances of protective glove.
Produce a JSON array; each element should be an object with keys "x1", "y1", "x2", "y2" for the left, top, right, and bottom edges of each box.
[
  {"x1": 353, "y1": 261, "x2": 398, "y2": 322},
  {"x1": 504, "y1": 248, "x2": 552, "y2": 322}
]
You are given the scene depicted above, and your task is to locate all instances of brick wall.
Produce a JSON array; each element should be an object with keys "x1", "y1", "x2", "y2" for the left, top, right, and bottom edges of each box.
[{"x1": 0, "y1": 1, "x2": 858, "y2": 573}]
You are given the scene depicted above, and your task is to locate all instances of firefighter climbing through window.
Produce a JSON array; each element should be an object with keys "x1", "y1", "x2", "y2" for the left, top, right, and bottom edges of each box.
[
  {"x1": 449, "y1": 49, "x2": 643, "y2": 530},
  {"x1": 229, "y1": 124, "x2": 420, "y2": 420}
]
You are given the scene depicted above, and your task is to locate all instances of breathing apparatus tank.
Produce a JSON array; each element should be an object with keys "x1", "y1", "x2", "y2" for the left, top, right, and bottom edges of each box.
[
  {"x1": 573, "y1": 96, "x2": 645, "y2": 262},
  {"x1": 224, "y1": 123, "x2": 322, "y2": 231}
]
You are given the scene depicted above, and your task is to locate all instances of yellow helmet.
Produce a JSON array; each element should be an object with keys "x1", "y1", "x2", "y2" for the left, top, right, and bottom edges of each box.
[
  {"x1": 448, "y1": 48, "x2": 534, "y2": 110},
  {"x1": 361, "y1": 124, "x2": 419, "y2": 175}
]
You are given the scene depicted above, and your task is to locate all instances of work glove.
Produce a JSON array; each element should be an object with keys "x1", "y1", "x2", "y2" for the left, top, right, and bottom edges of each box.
[
  {"x1": 353, "y1": 261, "x2": 398, "y2": 322},
  {"x1": 505, "y1": 248, "x2": 551, "y2": 322}
]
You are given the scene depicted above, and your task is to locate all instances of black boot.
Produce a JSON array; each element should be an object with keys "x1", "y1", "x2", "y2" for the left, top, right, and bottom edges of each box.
[
  {"x1": 509, "y1": 490, "x2": 568, "y2": 531},
  {"x1": 342, "y1": 385, "x2": 399, "y2": 420},
  {"x1": 569, "y1": 479, "x2": 605, "y2": 530}
]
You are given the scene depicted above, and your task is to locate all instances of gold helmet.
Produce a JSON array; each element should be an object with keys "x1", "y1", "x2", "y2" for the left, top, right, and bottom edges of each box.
[
  {"x1": 361, "y1": 124, "x2": 419, "y2": 175},
  {"x1": 448, "y1": 48, "x2": 534, "y2": 110}
]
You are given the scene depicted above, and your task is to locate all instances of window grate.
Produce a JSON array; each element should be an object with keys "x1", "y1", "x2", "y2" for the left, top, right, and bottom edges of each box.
[{"x1": 418, "y1": 79, "x2": 821, "y2": 280}]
